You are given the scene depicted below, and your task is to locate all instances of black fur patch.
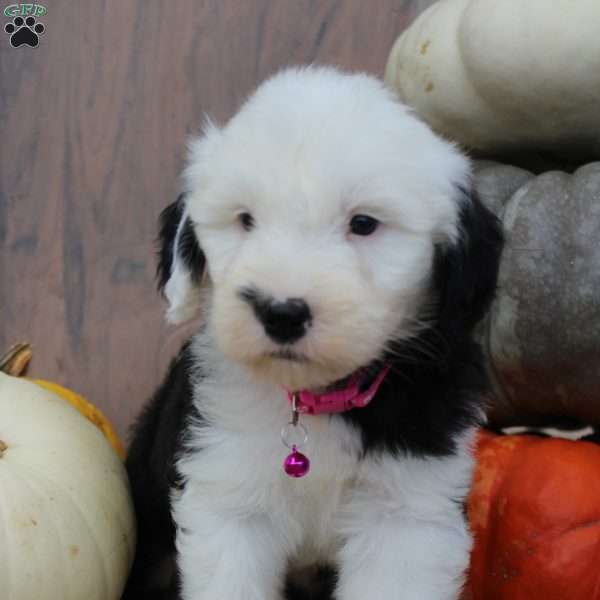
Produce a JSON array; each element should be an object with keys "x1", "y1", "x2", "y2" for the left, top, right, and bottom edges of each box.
[
  {"x1": 434, "y1": 189, "x2": 504, "y2": 337},
  {"x1": 341, "y1": 333, "x2": 489, "y2": 457},
  {"x1": 341, "y1": 190, "x2": 504, "y2": 457},
  {"x1": 285, "y1": 565, "x2": 338, "y2": 600},
  {"x1": 156, "y1": 194, "x2": 205, "y2": 292},
  {"x1": 122, "y1": 342, "x2": 199, "y2": 600},
  {"x1": 156, "y1": 197, "x2": 185, "y2": 291},
  {"x1": 179, "y1": 217, "x2": 205, "y2": 284}
]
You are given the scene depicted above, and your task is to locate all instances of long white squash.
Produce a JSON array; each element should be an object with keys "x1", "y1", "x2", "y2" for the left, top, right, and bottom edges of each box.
[{"x1": 385, "y1": 0, "x2": 600, "y2": 160}]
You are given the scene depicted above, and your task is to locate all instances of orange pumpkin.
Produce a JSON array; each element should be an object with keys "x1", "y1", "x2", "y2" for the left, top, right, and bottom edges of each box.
[{"x1": 466, "y1": 430, "x2": 600, "y2": 600}]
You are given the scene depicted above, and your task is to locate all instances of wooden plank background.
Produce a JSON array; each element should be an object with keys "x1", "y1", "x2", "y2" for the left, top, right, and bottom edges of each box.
[{"x1": 0, "y1": 0, "x2": 433, "y2": 441}]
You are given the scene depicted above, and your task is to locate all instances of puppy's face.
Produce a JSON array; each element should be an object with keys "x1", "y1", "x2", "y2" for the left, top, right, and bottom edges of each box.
[{"x1": 160, "y1": 68, "x2": 473, "y2": 391}]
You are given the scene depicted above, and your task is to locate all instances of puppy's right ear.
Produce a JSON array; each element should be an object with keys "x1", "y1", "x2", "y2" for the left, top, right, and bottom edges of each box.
[
  {"x1": 157, "y1": 193, "x2": 206, "y2": 324},
  {"x1": 433, "y1": 187, "x2": 504, "y2": 337}
]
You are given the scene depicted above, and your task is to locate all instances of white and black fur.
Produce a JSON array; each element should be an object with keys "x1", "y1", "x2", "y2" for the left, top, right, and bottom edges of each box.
[{"x1": 123, "y1": 67, "x2": 503, "y2": 600}]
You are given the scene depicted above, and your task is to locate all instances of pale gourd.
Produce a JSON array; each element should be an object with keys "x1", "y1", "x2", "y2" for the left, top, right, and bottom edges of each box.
[
  {"x1": 385, "y1": 0, "x2": 600, "y2": 162},
  {"x1": 0, "y1": 372, "x2": 136, "y2": 600}
]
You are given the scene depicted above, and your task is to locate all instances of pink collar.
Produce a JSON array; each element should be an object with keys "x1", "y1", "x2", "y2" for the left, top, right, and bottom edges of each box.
[{"x1": 287, "y1": 365, "x2": 390, "y2": 415}]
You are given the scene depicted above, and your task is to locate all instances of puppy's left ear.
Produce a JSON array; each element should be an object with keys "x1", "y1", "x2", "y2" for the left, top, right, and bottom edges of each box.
[
  {"x1": 434, "y1": 187, "x2": 504, "y2": 336},
  {"x1": 156, "y1": 193, "x2": 207, "y2": 324}
]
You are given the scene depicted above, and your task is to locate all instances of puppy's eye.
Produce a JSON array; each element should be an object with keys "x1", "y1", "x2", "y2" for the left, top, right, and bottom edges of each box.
[
  {"x1": 238, "y1": 212, "x2": 255, "y2": 231},
  {"x1": 349, "y1": 214, "x2": 379, "y2": 236}
]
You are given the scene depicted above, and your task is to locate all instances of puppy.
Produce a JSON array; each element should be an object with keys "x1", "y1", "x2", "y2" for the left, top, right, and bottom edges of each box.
[{"x1": 123, "y1": 66, "x2": 503, "y2": 600}]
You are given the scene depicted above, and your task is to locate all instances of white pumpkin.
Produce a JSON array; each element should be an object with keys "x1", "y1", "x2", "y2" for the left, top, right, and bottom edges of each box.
[
  {"x1": 0, "y1": 372, "x2": 135, "y2": 600},
  {"x1": 385, "y1": 0, "x2": 600, "y2": 161}
]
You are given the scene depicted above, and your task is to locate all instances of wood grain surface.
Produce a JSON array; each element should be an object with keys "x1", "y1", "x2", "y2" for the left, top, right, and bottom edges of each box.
[{"x1": 0, "y1": 0, "x2": 433, "y2": 441}]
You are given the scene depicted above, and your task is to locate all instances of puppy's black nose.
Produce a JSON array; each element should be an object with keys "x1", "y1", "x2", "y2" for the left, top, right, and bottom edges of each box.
[
  {"x1": 239, "y1": 288, "x2": 312, "y2": 344},
  {"x1": 261, "y1": 299, "x2": 312, "y2": 344}
]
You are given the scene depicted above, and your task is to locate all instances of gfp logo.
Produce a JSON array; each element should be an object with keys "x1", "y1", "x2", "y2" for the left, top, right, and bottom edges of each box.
[{"x1": 3, "y1": 4, "x2": 46, "y2": 47}]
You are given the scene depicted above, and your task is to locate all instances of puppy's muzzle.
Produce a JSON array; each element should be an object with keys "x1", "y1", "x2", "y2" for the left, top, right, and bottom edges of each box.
[{"x1": 239, "y1": 287, "x2": 312, "y2": 344}]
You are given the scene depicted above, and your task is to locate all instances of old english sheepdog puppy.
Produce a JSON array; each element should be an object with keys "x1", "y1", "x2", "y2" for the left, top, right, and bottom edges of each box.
[{"x1": 123, "y1": 66, "x2": 503, "y2": 600}]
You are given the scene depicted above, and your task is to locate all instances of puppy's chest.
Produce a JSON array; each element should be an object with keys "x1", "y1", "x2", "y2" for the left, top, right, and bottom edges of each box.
[
  {"x1": 197, "y1": 412, "x2": 361, "y2": 503},
  {"x1": 276, "y1": 415, "x2": 362, "y2": 528},
  {"x1": 181, "y1": 402, "x2": 363, "y2": 557}
]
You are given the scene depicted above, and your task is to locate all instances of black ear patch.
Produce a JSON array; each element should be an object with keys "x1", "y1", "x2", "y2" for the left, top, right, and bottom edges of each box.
[
  {"x1": 157, "y1": 197, "x2": 185, "y2": 291},
  {"x1": 434, "y1": 188, "x2": 504, "y2": 336},
  {"x1": 156, "y1": 194, "x2": 206, "y2": 292},
  {"x1": 177, "y1": 217, "x2": 205, "y2": 284}
]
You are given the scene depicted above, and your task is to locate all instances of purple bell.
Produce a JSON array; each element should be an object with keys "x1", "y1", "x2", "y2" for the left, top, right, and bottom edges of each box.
[{"x1": 283, "y1": 445, "x2": 310, "y2": 478}]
